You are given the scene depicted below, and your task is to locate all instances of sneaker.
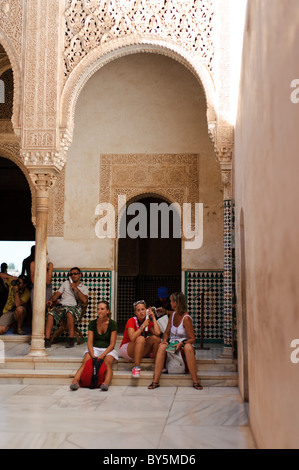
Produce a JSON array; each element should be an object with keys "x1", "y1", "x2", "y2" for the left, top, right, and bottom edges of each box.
[
  {"x1": 65, "y1": 338, "x2": 75, "y2": 348},
  {"x1": 45, "y1": 338, "x2": 51, "y2": 348},
  {"x1": 132, "y1": 366, "x2": 141, "y2": 378}
]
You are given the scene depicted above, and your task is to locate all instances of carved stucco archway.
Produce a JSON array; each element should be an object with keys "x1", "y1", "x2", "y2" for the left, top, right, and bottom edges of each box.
[
  {"x1": 0, "y1": 30, "x2": 22, "y2": 134},
  {"x1": 60, "y1": 40, "x2": 218, "y2": 154}
]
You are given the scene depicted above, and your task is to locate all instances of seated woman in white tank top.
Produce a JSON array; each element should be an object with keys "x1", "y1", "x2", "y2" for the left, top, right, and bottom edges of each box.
[{"x1": 148, "y1": 292, "x2": 203, "y2": 390}]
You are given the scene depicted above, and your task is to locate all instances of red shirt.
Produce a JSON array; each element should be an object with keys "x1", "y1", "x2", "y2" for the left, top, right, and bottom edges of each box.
[{"x1": 120, "y1": 316, "x2": 154, "y2": 347}]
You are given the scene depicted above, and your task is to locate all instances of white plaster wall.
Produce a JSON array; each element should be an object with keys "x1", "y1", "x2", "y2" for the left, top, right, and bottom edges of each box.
[
  {"x1": 235, "y1": 0, "x2": 299, "y2": 449},
  {"x1": 51, "y1": 53, "x2": 223, "y2": 270}
]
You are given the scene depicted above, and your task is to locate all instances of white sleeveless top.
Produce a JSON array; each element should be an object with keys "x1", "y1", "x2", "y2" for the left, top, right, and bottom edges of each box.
[{"x1": 170, "y1": 312, "x2": 192, "y2": 341}]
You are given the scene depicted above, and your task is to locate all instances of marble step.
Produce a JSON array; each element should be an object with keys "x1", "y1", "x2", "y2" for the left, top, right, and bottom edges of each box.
[
  {"x1": 0, "y1": 356, "x2": 237, "y2": 372},
  {"x1": 0, "y1": 367, "x2": 238, "y2": 387}
]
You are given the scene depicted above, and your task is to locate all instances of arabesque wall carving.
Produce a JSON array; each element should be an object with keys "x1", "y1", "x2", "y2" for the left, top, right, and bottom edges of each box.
[
  {"x1": 100, "y1": 153, "x2": 199, "y2": 210},
  {"x1": 64, "y1": 0, "x2": 215, "y2": 80},
  {"x1": 0, "y1": 0, "x2": 234, "y2": 192}
]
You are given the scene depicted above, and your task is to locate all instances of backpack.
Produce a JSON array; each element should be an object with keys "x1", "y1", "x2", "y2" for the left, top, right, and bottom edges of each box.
[{"x1": 79, "y1": 357, "x2": 107, "y2": 388}]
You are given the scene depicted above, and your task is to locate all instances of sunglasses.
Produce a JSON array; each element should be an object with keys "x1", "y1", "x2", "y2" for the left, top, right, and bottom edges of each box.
[
  {"x1": 133, "y1": 300, "x2": 146, "y2": 308},
  {"x1": 70, "y1": 272, "x2": 80, "y2": 276}
]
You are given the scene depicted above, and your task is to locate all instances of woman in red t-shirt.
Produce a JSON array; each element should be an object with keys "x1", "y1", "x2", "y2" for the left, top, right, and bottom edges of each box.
[{"x1": 119, "y1": 300, "x2": 161, "y2": 378}]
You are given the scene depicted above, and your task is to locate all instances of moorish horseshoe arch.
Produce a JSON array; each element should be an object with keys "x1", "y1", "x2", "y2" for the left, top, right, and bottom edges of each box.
[
  {"x1": 60, "y1": 38, "x2": 218, "y2": 155},
  {"x1": 0, "y1": 29, "x2": 22, "y2": 134}
]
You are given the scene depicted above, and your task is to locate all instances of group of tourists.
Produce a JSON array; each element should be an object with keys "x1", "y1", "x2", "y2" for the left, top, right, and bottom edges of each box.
[
  {"x1": 0, "y1": 258, "x2": 203, "y2": 392},
  {"x1": 66, "y1": 281, "x2": 203, "y2": 392}
]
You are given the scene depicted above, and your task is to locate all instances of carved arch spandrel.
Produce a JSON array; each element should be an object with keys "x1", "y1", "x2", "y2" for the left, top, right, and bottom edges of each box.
[{"x1": 0, "y1": 32, "x2": 22, "y2": 134}]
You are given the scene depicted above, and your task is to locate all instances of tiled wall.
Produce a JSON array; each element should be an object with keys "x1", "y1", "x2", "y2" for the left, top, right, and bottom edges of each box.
[
  {"x1": 51, "y1": 270, "x2": 112, "y2": 339},
  {"x1": 52, "y1": 270, "x2": 224, "y2": 343},
  {"x1": 185, "y1": 271, "x2": 224, "y2": 343},
  {"x1": 117, "y1": 275, "x2": 181, "y2": 326}
]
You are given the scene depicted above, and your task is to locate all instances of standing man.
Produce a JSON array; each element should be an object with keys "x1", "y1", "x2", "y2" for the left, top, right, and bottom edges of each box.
[
  {"x1": 0, "y1": 273, "x2": 30, "y2": 335},
  {"x1": 45, "y1": 267, "x2": 89, "y2": 348}
]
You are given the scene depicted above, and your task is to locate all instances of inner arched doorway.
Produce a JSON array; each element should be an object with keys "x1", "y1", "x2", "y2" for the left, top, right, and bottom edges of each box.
[
  {"x1": 0, "y1": 157, "x2": 35, "y2": 241},
  {"x1": 117, "y1": 196, "x2": 181, "y2": 330}
]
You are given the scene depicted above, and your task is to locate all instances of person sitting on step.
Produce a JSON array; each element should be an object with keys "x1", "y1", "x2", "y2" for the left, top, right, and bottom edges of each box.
[
  {"x1": 0, "y1": 273, "x2": 30, "y2": 335},
  {"x1": 45, "y1": 267, "x2": 88, "y2": 348},
  {"x1": 119, "y1": 300, "x2": 161, "y2": 378},
  {"x1": 148, "y1": 292, "x2": 203, "y2": 390},
  {"x1": 70, "y1": 300, "x2": 118, "y2": 391}
]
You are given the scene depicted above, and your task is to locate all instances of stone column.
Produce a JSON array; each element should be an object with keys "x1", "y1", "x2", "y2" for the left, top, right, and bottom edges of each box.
[
  {"x1": 19, "y1": 0, "x2": 66, "y2": 354},
  {"x1": 27, "y1": 171, "x2": 56, "y2": 357}
]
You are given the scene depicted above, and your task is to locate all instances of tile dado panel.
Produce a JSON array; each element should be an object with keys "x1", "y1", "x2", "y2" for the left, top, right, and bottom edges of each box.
[
  {"x1": 51, "y1": 269, "x2": 224, "y2": 342},
  {"x1": 185, "y1": 270, "x2": 224, "y2": 343},
  {"x1": 51, "y1": 269, "x2": 111, "y2": 339}
]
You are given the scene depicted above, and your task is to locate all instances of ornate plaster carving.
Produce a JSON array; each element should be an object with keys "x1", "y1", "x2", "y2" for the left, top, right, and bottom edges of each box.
[
  {"x1": 64, "y1": 0, "x2": 215, "y2": 80},
  {"x1": 60, "y1": 1, "x2": 217, "y2": 159},
  {"x1": 100, "y1": 153, "x2": 199, "y2": 204},
  {"x1": 100, "y1": 153, "x2": 199, "y2": 232},
  {"x1": 47, "y1": 168, "x2": 65, "y2": 237},
  {"x1": 0, "y1": 0, "x2": 23, "y2": 133}
]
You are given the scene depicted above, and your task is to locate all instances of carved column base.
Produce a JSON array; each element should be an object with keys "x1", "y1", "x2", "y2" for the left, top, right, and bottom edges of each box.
[{"x1": 27, "y1": 335, "x2": 48, "y2": 357}]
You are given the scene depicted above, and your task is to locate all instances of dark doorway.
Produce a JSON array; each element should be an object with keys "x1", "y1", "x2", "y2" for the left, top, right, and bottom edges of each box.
[
  {"x1": 117, "y1": 196, "x2": 181, "y2": 329},
  {"x1": 0, "y1": 157, "x2": 35, "y2": 241}
]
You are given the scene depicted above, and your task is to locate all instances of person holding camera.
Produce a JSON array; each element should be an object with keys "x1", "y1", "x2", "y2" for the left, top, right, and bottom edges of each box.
[
  {"x1": 44, "y1": 267, "x2": 88, "y2": 348},
  {"x1": 0, "y1": 273, "x2": 30, "y2": 335},
  {"x1": 119, "y1": 300, "x2": 161, "y2": 378}
]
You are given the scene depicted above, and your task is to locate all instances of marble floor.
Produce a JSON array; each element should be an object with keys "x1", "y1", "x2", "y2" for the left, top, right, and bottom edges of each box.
[
  {"x1": 0, "y1": 338, "x2": 256, "y2": 450},
  {"x1": 0, "y1": 382, "x2": 256, "y2": 450}
]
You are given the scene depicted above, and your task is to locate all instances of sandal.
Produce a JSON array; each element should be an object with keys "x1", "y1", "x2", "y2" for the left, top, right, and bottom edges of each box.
[
  {"x1": 100, "y1": 383, "x2": 109, "y2": 391},
  {"x1": 148, "y1": 382, "x2": 160, "y2": 389},
  {"x1": 193, "y1": 382, "x2": 203, "y2": 390}
]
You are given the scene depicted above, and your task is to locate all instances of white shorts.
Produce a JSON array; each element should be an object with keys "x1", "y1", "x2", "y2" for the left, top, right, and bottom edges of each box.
[
  {"x1": 119, "y1": 343, "x2": 133, "y2": 360},
  {"x1": 84, "y1": 347, "x2": 118, "y2": 361}
]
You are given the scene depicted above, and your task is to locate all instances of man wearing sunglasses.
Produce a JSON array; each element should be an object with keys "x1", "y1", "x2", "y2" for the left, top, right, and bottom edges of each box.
[{"x1": 45, "y1": 268, "x2": 88, "y2": 348}]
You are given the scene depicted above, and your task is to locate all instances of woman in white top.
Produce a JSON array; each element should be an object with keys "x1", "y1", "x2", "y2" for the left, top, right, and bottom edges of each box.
[{"x1": 148, "y1": 292, "x2": 203, "y2": 390}]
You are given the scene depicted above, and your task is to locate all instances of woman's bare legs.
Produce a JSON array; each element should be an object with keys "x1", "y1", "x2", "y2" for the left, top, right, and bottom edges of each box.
[
  {"x1": 143, "y1": 335, "x2": 161, "y2": 358},
  {"x1": 103, "y1": 355, "x2": 115, "y2": 387},
  {"x1": 150, "y1": 342, "x2": 167, "y2": 386},
  {"x1": 128, "y1": 335, "x2": 161, "y2": 367},
  {"x1": 184, "y1": 344, "x2": 202, "y2": 388},
  {"x1": 72, "y1": 352, "x2": 91, "y2": 385}
]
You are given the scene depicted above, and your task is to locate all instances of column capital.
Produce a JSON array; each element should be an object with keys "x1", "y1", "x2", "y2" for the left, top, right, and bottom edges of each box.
[
  {"x1": 28, "y1": 169, "x2": 58, "y2": 204},
  {"x1": 220, "y1": 163, "x2": 233, "y2": 200}
]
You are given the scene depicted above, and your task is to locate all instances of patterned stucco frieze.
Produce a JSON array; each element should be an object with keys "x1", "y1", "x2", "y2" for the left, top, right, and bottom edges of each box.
[{"x1": 64, "y1": 0, "x2": 215, "y2": 81}]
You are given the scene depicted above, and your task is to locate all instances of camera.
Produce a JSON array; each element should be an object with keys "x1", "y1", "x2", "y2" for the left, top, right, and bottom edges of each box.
[
  {"x1": 11, "y1": 279, "x2": 21, "y2": 287},
  {"x1": 146, "y1": 307, "x2": 157, "y2": 315}
]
